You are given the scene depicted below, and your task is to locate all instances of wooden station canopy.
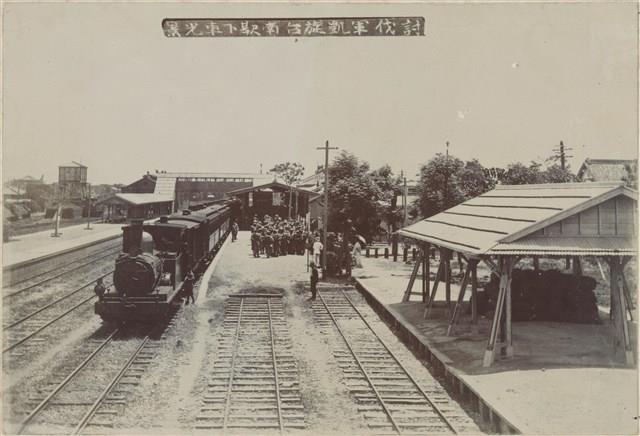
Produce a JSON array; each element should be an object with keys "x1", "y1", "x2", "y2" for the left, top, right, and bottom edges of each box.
[
  {"x1": 397, "y1": 182, "x2": 637, "y2": 367},
  {"x1": 227, "y1": 180, "x2": 318, "y2": 228}
]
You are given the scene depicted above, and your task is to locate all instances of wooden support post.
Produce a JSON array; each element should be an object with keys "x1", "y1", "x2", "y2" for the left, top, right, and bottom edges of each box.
[
  {"x1": 445, "y1": 249, "x2": 452, "y2": 310},
  {"x1": 622, "y1": 277, "x2": 635, "y2": 321},
  {"x1": 412, "y1": 248, "x2": 417, "y2": 261},
  {"x1": 423, "y1": 243, "x2": 430, "y2": 303},
  {"x1": 374, "y1": 248, "x2": 379, "y2": 258},
  {"x1": 447, "y1": 262, "x2": 470, "y2": 336},
  {"x1": 366, "y1": 247, "x2": 370, "y2": 257},
  {"x1": 565, "y1": 256, "x2": 571, "y2": 269},
  {"x1": 470, "y1": 259, "x2": 479, "y2": 335},
  {"x1": 533, "y1": 256, "x2": 539, "y2": 271},
  {"x1": 572, "y1": 256, "x2": 582, "y2": 276},
  {"x1": 403, "y1": 247, "x2": 408, "y2": 262},
  {"x1": 483, "y1": 256, "x2": 514, "y2": 367},
  {"x1": 384, "y1": 247, "x2": 389, "y2": 259},
  {"x1": 504, "y1": 257, "x2": 514, "y2": 358},
  {"x1": 608, "y1": 257, "x2": 633, "y2": 364},
  {"x1": 403, "y1": 252, "x2": 422, "y2": 303},
  {"x1": 424, "y1": 259, "x2": 444, "y2": 318}
]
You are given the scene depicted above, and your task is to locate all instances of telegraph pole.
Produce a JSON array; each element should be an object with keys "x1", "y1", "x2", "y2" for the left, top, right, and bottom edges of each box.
[
  {"x1": 401, "y1": 170, "x2": 408, "y2": 227},
  {"x1": 317, "y1": 140, "x2": 338, "y2": 279},
  {"x1": 552, "y1": 140, "x2": 573, "y2": 171}
]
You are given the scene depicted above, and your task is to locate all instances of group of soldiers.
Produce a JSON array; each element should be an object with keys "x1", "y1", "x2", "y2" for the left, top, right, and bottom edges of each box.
[{"x1": 250, "y1": 214, "x2": 312, "y2": 258}]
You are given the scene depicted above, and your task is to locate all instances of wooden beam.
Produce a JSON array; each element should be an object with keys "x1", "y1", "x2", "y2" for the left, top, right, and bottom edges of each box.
[
  {"x1": 422, "y1": 244, "x2": 430, "y2": 303},
  {"x1": 609, "y1": 256, "x2": 634, "y2": 365},
  {"x1": 504, "y1": 256, "x2": 514, "y2": 358},
  {"x1": 483, "y1": 256, "x2": 514, "y2": 367},
  {"x1": 480, "y1": 256, "x2": 501, "y2": 278},
  {"x1": 572, "y1": 256, "x2": 582, "y2": 276},
  {"x1": 445, "y1": 249, "x2": 452, "y2": 310},
  {"x1": 402, "y1": 252, "x2": 422, "y2": 302},
  {"x1": 471, "y1": 259, "x2": 479, "y2": 335},
  {"x1": 447, "y1": 260, "x2": 471, "y2": 336},
  {"x1": 424, "y1": 258, "x2": 444, "y2": 318}
]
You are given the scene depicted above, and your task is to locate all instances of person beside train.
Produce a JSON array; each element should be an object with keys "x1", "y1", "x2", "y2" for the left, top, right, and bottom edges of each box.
[
  {"x1": 231, "y1": 220, "x2": 239, "y2": 242},
  {"x1": 183, "y1": 270, "x2": 196, "y2": 305},
  {"x1": 94, "y1": 278, "x2": 107, "y2": 300},
  {"x1": 309, "y1": 261, "x2": 319, "y2": 301}
]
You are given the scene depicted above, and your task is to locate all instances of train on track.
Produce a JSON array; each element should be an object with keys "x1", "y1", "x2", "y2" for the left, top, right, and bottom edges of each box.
[{"x1": 95, "y1": 201, "x2": 236, "y2": 323}]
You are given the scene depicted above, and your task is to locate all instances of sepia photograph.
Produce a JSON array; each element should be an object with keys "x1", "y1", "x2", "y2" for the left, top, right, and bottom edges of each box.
[{"x1": 1, "y1": 1, "x2": 638, "y2": 434}]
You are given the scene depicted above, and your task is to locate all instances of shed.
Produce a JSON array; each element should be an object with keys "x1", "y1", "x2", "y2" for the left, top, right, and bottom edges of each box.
[
  {"x1": 398, "y1": 182, "x2": 637, "y2": 366},
  {"x1": 97, "y1": 193, "x2": 173, "y2": 222},
  {"x1": 227, "y1": 181, "x2": 318, "y2": 229}
]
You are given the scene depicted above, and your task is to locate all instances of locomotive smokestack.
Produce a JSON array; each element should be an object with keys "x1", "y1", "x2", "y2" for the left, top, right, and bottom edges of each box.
[{"x1": 127, "y1": 219, "x2": 144, "y2": 255}]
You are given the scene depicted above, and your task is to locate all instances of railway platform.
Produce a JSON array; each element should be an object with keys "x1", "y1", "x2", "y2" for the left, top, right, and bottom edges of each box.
[
  {"x1": 3, "y1": 223, "x2": 123, "y2": 286},
  {"x1": 353, "y1": 256, "x2": 638, "y2": 435}
]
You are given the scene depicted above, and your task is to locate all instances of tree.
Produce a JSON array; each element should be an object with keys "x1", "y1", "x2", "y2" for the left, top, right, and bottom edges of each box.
[
  {"x1": 501, "y1": 161, "x2": 544, "y2": 185},
  {"x1": 458, "y1": 159, "x2": 496, "y2": 198},
  {"x1": 269, "y1": 162, "x2": 305, "y2": 218},
  {"x1": 541, "y1": 164, "x2": 575, "y2": 183},
  {"x1": 416, "y1": 153, "x2": 465, "y2": 218},
  {"x1": 327, "y1": 151, "x2": 383, "y2": 241},
  {"x1": 370, "y1": 165, "x2": 403, "y2": 235}
]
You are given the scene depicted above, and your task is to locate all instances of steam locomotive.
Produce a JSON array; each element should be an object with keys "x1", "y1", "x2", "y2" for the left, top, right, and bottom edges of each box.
[{"x1": 95, "y1": 202, "x2": 234, "y2": 323}]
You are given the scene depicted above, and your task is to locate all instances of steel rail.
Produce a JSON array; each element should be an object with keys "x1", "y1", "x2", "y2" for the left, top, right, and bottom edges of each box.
[
  {"x1": 3, "y1": 293, "x2": 97, "y2": 354},
  {"x1": 4, "y1": 246, "x2": 120, "y2": 299},
  {"x1": 16, "y1": 329, "x2": 119, "y2": 434},
  {"x1": 267, "y1": 298, "x2": 285, "y2": 435},
  {"x1": 73, "y1": 333, "x2": 151, "y2": 434},
  {"x1": 222, "y1": 297, "x2": 244, "y2": 431},
  {"x1": 4, "y1": 273, "x2": 114, "y2": 331},
  {"x1": 340, "y1": 290, "x2": 459, "y2": 434},
  {"x1": 317, "y1": 291, "x2": 402, "y2": 434}
]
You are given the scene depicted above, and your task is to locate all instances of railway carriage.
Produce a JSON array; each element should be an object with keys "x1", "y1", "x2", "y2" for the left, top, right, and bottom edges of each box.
[{"x1": 95, "y1": 202, "x2": 233, "y2": 323}]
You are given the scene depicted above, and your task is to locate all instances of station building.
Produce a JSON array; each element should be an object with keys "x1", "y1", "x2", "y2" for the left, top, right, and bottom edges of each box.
[{"x1": 99, "y1": 170, "x2": 273, "y2": 222}]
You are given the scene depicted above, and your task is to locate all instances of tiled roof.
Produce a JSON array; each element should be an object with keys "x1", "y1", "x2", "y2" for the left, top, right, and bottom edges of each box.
[{"x1": 398, "y1": 182, "x2": 637, "y2": 256}]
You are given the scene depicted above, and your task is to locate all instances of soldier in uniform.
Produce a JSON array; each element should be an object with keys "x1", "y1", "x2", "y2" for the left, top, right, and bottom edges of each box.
[
  {"x1": 281, "y1": 231, "x2": 290, "y2": 256},
  {"x1": 272, "y1": 231, "x2": 281, "y2": 257},
  {"x1": 251, "y1": 231, "x2": 261, "y2": 258},
  {"x1": 263, "y1": 232, "x2": 273, "y2": 258}
]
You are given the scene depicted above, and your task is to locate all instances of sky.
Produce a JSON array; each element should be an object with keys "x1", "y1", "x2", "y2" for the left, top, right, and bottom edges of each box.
[{"x1": 2, "y1": 1, "x2": 638, "y2": 185}]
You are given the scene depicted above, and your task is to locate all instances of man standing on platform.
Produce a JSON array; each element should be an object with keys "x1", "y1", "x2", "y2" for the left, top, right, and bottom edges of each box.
[
  {"x1": 312, "y1": 237, "x2": 323, "y2": 268},
  {"x1": 309, "y1": 261, "x2": 318, "y2": 301},
  {"x1": 231, "y1": 220, "x2": 239, "y2": 242}
]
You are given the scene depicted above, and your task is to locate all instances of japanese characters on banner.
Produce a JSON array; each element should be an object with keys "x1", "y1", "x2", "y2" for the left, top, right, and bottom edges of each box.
[{"x1": 162, "y1": 17, "x2": 425, "y2": 38}]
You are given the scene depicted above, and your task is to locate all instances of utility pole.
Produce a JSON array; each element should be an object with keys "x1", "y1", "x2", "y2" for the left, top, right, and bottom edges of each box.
[
  {"x1": 317, "y1": 140, "x2": 338, "y2": 279},
  {"x1": 259, "y1": 163, "x2": 263, "y2": 174},
  {"x1": 401, "y1": 170, "x2": 408, "y2": 227},
  {"x1": 552, "y1": 140, "x2": 573, "y2": 171}
]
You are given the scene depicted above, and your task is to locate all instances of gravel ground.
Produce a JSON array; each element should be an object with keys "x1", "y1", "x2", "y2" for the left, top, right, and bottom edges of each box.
[{"x1": 97, "y1": 232, "x2": 483, "y2": 434}]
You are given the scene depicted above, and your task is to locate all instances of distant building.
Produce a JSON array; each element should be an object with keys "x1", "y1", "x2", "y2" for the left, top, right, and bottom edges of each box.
[
  {"x1": 121, "y1": 173, "x2": 157, "y2": 194},
  {"x1": 576, "y1": 158, "x2": 637, "y2": 184},
  {"x1": 57, "y1": 161, "x2": 88, "y2": 201}
]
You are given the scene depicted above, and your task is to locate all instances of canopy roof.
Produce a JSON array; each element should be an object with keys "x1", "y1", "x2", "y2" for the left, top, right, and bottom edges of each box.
[
  {"x1": 97, "y1": 193, "x2": 174, "y2": 206},
  {"x1": 398, "y1": 182, "x2": 637, "y2": 257},
  {"x1": 227, "y1": 181, "x2": 318, "y2": 197}
]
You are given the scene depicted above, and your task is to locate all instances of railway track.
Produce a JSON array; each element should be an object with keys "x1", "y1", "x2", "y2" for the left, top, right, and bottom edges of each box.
[
  {"x1": 2, "y1": 274, "x2": 113, "y2": 356},
  {"x1": 196, "y1": 292, "x2": 306, "y2": 433},
  {"x1": 3, "y1": 242, "x2": 121, "y2": 299},
  {"x1": 314, "y1": 288, "x2": 476, "y2": 435},
  {"x1": 15, "y1": 325, "x2": 161, "y2": 435}
]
